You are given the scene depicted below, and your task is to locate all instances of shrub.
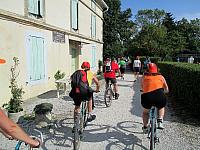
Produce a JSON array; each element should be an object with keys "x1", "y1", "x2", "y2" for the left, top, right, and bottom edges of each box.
[{"x1": 158, "y1": 61, "x2": 200, "y2": 114}]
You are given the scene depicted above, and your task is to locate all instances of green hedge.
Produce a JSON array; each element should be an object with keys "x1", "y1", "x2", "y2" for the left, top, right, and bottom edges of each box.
[{"x1": 158, "y1": 61, "x2": 200, "y2": 114}]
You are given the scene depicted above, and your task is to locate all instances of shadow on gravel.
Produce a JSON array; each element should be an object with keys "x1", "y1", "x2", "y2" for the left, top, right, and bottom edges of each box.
[
  {"x1": 130, "y1": 80, "x2": 143, "y2": 118},
  {"x1": 164, "y1": 97, "x2": 200, "y2": 126},
  {"x1": 81, "y1": 121, "x2": 148, "y2": 150},
  {"x1": 37, "y1": 90, "x2": 59, "y2": 99},
  {"x1": 38, "y1": 117, "x2": 74, "y2": 150}
]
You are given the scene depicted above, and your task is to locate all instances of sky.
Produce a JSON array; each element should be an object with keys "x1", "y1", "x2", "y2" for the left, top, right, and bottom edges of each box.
[{"x1": 121, "y1": 0, "x2": 200, "y2": 21}]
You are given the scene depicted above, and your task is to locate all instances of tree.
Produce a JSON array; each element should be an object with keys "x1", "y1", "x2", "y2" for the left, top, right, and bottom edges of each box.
[
  {"x1": 103, "y1": 0, "x2": 135, "y2": 58},
  {"x1": 135, "y1": 9, "x2": 166, "y2": 28},
  {"x1": 162, "y1": 12, "x2": 176, "y2": 32}
]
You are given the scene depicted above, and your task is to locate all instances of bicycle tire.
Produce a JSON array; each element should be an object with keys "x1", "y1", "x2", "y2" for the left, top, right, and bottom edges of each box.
[
  {"x1": 80, "y1": 101, "x2": 87, "y2": 133},
  {"x1": 73, "y1": 114, "x2": 81, "y2": 150},
  {"x1": 104, "y1": 88, "x2": 113, "y2": 107},
  {"x1": 150, "y1": 118, "x2": 156, "y2": 150}
]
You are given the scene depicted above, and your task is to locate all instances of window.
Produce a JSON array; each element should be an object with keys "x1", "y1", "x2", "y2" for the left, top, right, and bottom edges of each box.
[
  {"x1": 28, "y1": 36, "x2": 45, "y2": 81},
  {"x1": 91, "y1": 0, "x2": 96, "y2": 11},
  {"x1": 91, "y1": 14, "x2": 96, "y2": 38},
  {"x1": 28, "y1": 0, "x2": 44, "y2": 18},
  {"x1": 91, "y1": 46, "x2": 96, "y2": 68},
  {"x1": 71, "y1": 0, "x2": 78, "y2": 30}
]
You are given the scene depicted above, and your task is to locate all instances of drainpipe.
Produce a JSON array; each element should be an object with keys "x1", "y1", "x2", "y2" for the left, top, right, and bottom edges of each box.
[{"x1": 102, "y1": 0, "x2": 109, "y2": 13}]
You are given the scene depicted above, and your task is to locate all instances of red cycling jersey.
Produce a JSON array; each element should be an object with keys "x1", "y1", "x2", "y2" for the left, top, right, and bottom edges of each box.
[{"x1": 104, "y1": 61, "x2": 119, "y2": 78}]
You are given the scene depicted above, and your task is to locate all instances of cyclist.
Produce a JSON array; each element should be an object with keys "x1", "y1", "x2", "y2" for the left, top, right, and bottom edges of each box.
[
  {"x1": 81, "y1": 62, "x2": 100, "y2": 121},
  {"x1": 103, "y1": 57, "x2": 121, "y2": 99},
  {"x1": 133, "y1": 56, "x2": 141, "y2": 81},
  {"x1": 71, "y1": 62, "x2": 100, "y2": 124},
  {"x1": 140, "y1": 63, "x2": 169, "y2": 132},
  {"x1": 0, "y1": 58, "x2": 40, "y2": 148},
  {"x1": 118, "y1": 57, "x2": 126, "y2": 80}
]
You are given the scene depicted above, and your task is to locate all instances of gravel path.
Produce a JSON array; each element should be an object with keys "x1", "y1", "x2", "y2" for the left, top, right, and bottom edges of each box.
[{"x1": 0, "y1": 73, "x2": 200, "y2": 150}]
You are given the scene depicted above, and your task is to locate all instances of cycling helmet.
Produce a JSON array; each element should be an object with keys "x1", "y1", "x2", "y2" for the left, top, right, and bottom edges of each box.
[
  {"x1": 81, "y1": 61, "x2": 90, "y2": 70},
  {"x1": 147, "y1": 63, "x2": 158, "y2": 73},
  {"x1": 0, "y1": 58, "x2": 6, "y2": 64}
]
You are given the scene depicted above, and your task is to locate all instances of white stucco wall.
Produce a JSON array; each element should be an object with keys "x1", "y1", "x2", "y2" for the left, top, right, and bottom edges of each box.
[
  {"x1": 0, "y1": 19, "x2": 70, "y2": 105},
  {"x1": 0, "y1": 0, "x2": 106, "y2": 105},
  {"x1": 45, "y1": 0, "x2": 70, "y2": 29},
  {"x1": 0, "y1": 0, "x2": 24, "y2": 15}
]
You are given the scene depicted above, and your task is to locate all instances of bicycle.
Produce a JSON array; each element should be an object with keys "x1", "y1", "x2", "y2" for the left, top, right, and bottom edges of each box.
[
  {"x1": 15, "y1": 129, "x2": 43, "y2": 150},
  {"x1": 104, "y1": 82, "x2": 114, "y2": 107},
  {"x1": 147, "y1": 106, "x2": 159, "y2": 150},
  {"x1": 73, "y1": 90, "x2": 99, "y2": 150}
]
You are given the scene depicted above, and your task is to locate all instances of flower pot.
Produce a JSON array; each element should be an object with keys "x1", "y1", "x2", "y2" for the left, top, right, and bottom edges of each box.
[{"x1": 8, "y1": 110, "x2": 24, "y2": 123}]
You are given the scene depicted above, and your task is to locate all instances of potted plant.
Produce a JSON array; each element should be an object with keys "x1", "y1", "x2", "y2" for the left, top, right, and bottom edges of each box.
[
  {"x1": 3, "y1": 57, "x2": 25, "y2": 122},
  {"x1": 54, "y1": 70, "x2": 66, "y2": 89}
]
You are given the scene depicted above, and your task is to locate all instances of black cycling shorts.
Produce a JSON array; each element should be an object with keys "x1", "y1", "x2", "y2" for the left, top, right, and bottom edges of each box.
[
  {"x1": 134, "y1": 67, "x2": 140, "y2": 73},
  {"x1": 105, "y1": 78, "x2": 117, "y2": 84},
  {"x1": 141, "y1": 88, "x2": 167, "y2": 109},
  {"x1": 120, "y1": 67, "x2": 125, "y2": 74},
  {"x1": 70, "y1": 88, "x2": 93, "y2": 107}
]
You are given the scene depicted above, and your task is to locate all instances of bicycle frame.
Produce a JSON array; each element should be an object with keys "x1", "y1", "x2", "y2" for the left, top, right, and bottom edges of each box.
[{"x1": 148, "y1": 106, "x2": 159, "y2": 150}]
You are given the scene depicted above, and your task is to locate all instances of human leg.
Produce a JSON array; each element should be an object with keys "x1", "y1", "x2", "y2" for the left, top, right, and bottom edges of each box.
[
  {"x1": 154, "y1": 89, "x2": 167, "y2": 129},
  {"x1": 142, "y1": 108, "x2": 149, "y2": 128},
  {"x1": 157, "y1": 107, "x2": 165, "y2": 129},
  {"x1": 111, "y1": 78, "x2": 119, "y2": 99},
  {"x1": 87, "y1": 95, "x2": 96, "y2": 122}
]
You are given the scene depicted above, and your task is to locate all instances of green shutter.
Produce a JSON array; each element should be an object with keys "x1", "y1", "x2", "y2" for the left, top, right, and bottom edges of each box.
[
  {"x1": 91, "y1": 15, "x2": 96, "y2": 38},
  {"x1": 29, "y1": 36, "x2": 45, "y2": 81},
  {"x1": 36, "y1": 37, "x2": 45, "y2": 79},
  {"x1": 28, "y1": 0, "x2": 38, "y2": 14},
  {"x1": 71, "y1": 0, "x2": 78, "y2": 29},
  {"x1": 39, "y1": 0, "x2": 44, "y2": 16},
  {"x1": 91, "y1": 46, "x2": 96, "y2": 68},
  {"x1": 91, "y1": 0, "x2": 96, "y2": 11}
]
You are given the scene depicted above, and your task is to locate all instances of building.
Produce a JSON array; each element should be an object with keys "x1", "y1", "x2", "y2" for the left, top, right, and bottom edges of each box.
[{"x1": 0, "y1": 0, "x2": 108, "y2": 105}]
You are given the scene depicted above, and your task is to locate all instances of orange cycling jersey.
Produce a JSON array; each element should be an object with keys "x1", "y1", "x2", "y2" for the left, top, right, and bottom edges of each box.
[{"x1": 142, "y1": 74, "x2": 165, "y2": 93}]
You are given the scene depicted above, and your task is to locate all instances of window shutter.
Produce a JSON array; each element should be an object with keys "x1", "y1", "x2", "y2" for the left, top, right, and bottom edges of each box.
[
  {"x1": 30, "y1": 36, "x2": 37, "y2": 80},
  {"x1": 29, "y1": 36, "x2": 45, "y2": 81},
  {"x1": 39, "y1": 0, "x2": 44, "y2": 16},
  {"x1": 91, "y1": 0, "x2": 96, "y2": 11},
  {"x1": 91, "y1": 15, "x2": 96, "y2": 38},
  {"x1": 28, "y1": 0, "x2": 38, "y2": 15},
  {"x1": 91, "y1": 46, "x2": 96, "y2": 68},
  {"x1": 71, "y1": 0, "x2": 78, "y2": 29},
  {"x1": 36, "y1": 38, "x2": 45, "y2": 79}
]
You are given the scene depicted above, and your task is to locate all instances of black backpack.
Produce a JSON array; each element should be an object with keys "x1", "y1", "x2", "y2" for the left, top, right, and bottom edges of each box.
[{"x1": 69, "y1": 70, "x2": 90, "y2": 99}]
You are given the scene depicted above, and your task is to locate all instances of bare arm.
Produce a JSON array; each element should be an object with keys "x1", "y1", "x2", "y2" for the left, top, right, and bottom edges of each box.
[
  {"x1": 161, "y1": 76, "x2": 169, "y2": 93},
  {"x1": 93, "y1": 75, "x2": 100, "y2": 92},
  {"x1": 0, "y1": 109, "x2": 40, "y2": 147}
]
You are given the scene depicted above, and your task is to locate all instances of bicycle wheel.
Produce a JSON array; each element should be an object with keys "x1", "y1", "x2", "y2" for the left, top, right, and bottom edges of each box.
[
  {"x1": 150, "y1": 119, "x2": 156, "y2": 150},
  {"x1": 80, "y1": 101, "x2": 87, "y2": 134},
  {"x1": 73, "y1": 114, "x2": 81, "y2": 150},
  {"x1": 104, "y1": 88, "x2": 112, "y2": 107}
]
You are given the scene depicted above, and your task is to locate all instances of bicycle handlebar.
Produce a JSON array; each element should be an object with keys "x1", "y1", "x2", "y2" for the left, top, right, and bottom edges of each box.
[{"x1": 15, "y1": 129, "x2": 43, "y2": 150}]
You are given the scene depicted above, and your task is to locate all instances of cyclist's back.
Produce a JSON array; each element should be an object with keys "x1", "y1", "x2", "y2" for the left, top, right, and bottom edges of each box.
[
  {"x1": 103, "y1": 58, "x2": 120, "y2": 99},
  {"x1": 141, "y1": 63, "x2": 169, "y2": 131}
]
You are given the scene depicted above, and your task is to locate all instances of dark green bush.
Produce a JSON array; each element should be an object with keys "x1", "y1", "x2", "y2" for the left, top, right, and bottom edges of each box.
[{"x1": 158, "y1": 61, "x2": 200, "y2": 114}]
